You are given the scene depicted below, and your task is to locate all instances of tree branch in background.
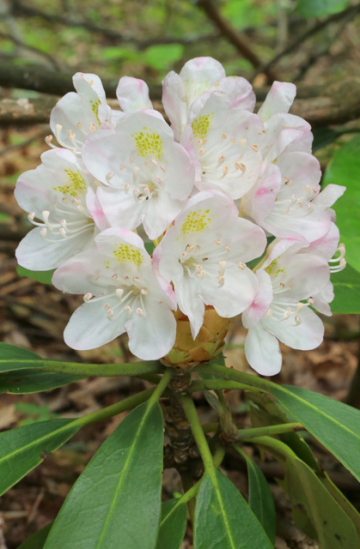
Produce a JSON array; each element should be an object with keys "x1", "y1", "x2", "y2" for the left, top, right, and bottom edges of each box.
[
  {"x1": 0, "y1": 31, "x2": 60, "y2": 70},
  {"x1": 9, "y1": 0, "x2": 219, "y2": 50},
  {"x1": 257, "y1": 3, "x2": 360, "y2": 77},
  {"x1": 2, "y1": 78, "x2": 360, "y2": 128},
  {"x1": 196, "y1": 0, "x2": 277, "y2": 83}
]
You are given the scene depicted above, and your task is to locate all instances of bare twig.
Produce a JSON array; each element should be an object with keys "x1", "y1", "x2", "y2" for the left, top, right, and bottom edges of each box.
[
  {"x1": 257, "y1": 3, "x2": 360, "y2": 76},
  {"x1": 196, "y1": 0, "x2": 277, "y2": 82},
  {"x1": 0, "y1": 31, "x2": 60, "y2": 69},
  {"x1": 0, "y1": 61, "x2": 161, "y2": 99}
]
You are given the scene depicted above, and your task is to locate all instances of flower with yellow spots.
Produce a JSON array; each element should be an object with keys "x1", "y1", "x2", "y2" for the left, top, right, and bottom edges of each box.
[
  {"x1": 53, "y1": 228, "x2": 176, "y2": 359},
  {"x1": 154, "y1": 190, "x2": 266, "y2": 338},
  {"x1": 15, "y1": 149, "x2": 107, "y2": 271},
  {"x1": 82, "y1": 111, "x2": 195, "y2": 239}
]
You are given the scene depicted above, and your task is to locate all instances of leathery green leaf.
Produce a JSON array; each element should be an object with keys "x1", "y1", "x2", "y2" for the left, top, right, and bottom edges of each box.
[
  {"x1": 331, "y1": 264, "x2": 360, "y2": 314},
  {"x1": 268, "y1": 385, "x2": 360, "y2": 483},
  {"x1": 0, "y1": 419, "x2": 80, "y2": 496},
  {"x1": 44, "y1": 401, "x2": 164, "y2": 549},
  {"x1": 156, "y1": 499, "x2": 188, "y2": 549},
  {"x1": 235, "y1": 447, "x2": 276, "y2": 545},
  {"x1": 18, "y1": 523, "x2": 52, "y2": 549},
  {"x1": 194, "y1": 470, "x2": 273, "y2": 549}
]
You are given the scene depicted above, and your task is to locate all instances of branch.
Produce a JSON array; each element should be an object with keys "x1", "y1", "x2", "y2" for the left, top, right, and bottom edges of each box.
[
  {"x1": 0, "y1": 31, "x2": 60, "y2": 69},
  {"x1": 257, "y1": 3, "x2": 360, "y2": 76},
  {"x1": 9, "y1": 0, "x2": 218, "y2": 50},
  {"x1": 196, "y1": 0, "x2": 277, "y2": 83}
]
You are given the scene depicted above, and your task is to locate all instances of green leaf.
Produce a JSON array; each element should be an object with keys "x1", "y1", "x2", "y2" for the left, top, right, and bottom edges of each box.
[
  {"x1": 322, "y1": 135, "x2": 360, "y2": 273},
  {"x1": 331, "y1": 264, "x2": 360, "y2": 313},
  {"x1": 0, "y1": 343, "x2": 84, "y2": 393},
  {"x1": 144, "y1": 44, "x2": 184, "y2": 71},
  {"x1": 44, "y1": 401, "x2": 164, "y2": 549},
  {"x1": 0, "y1": 419, "x2": 80, "y2": 496},
  {"x1": 296, "y1": 0, "x2": 350, "y2": 18},
  {"x1": 267, "y1": 385, "x2": 360, "y2": 482},
  {"x1": 156, "y1": 499, "x2": 188, "y2": 549},
  {"x1": 18, "y1": 523, "x2": 52, "y2": 549},
  {"x1": 17, "y1": 266, "x2": 55, "y2": 285},
  {"x1": 235, "y1": 448, "x2": 276, "y2": 545},
  {"x1": 321, "y1": 473, "x2": 360, "y2": 540},
  {"x1": 278, "y1": 448, "x2": 358, "y2": 548},
  {"x1": 145, "y1": 241, "x2": 155, "y2": 255},
  {"x1": 194, "y1": 470, "x2": 273, "y2": 549}
]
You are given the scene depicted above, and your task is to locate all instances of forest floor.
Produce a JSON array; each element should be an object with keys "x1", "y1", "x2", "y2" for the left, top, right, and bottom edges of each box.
[{"x1": 0, "y1": 127, "x2": 359, "y2": 549}]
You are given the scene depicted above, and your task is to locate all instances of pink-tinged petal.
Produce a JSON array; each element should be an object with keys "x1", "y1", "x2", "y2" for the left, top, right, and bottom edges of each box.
[
  {"x1": 261, "y1": 205, "x2": 331, "y2": 243},
  {"x1": 242, "y1": 270, "x2": 273, "y2": 329},
  {"x1": 305, "y1": 222, "x2": 340, "y2": 261},
  {"x1": 216, "y1": 76, "x2": 256, "y2": 111},
  {"x1": 241, "y1": 163, "x2": 282, "y2": 223},
  {"x1": 261, "y1": 113, "x2": 311, "y2": 163},
  {"x1": 162, "y1": 71, "x2": 188, "y2": 141},
  {"x1": 97, "y1": 186, "x2": 145, "y2": 232},
  {"x1": 258, "y1": 81, "x2": 296, "y2": 122},
  {"x1": 265, "y1": 306, "x2": 324, "y2": 351},
  {"x1": 82, "y1": 130, "x2": 120, "y2": 186},
  {"x1": 116, "y1": 76, "x2": 153, "y2": 112},
  {"x1": 161, "y1": 142, "x2": 195, "y2": 201},
  {"x1": 179, "y1": 57, "x2": 226, "y2": 103},
  {"x1": 127, "y1": 301, "x2": 176, "y2": 360},
  {"x1": 52, "y1": 248, "x2": 111, "y2": 295},
  {"x1": 245, "y1": 324, "x2": 282, "y2": 376},
  {"x1": 86, "y1": 187, "x2": 109, "y2": 231},
  {"x1": 276, "y1": 152, "x2": 321, "y2": 197}
]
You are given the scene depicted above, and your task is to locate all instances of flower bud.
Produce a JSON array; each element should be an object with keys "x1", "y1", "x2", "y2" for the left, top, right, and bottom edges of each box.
[{"x1": 161, "y1": 306, "x2": 230, "y2": 369}]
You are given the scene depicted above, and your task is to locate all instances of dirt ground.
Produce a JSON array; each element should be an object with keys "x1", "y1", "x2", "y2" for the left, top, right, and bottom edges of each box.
[{"x1": 0, "y1": 128, "x2": 359, "y2": 549}]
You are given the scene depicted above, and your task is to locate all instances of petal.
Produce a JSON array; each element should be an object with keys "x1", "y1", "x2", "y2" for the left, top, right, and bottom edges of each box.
[
  {"x1": 82, "y1": 129, "x2": 120, "y2": 186},
  {"x1": 50, "y1": 92, "x2": 92, "y2": 149},
  {"x1": 86, "y1": 187, "x2": 109, "y2": 231},
  {"x1": 261, "y1": 113, "x2": 310, "y2": 163},
  {"x1": 245, "y1": 323, "x2": 282, "y2": 376},
  {"x1": 175, "y1": 274, "x2": 205, "y2": 339},
  {"x1": 127, "y1": 301, "x2": 176, "y2": 360},
  {"x1": 312, "y1": 281, "x2": 334, "y2": 316},
  {"x1": 241, "y1": 163, "x2": 282, "y2": 224},
  {"x1": 162, "y1": 71, "x2": 188, "y2": 141},
  {"x1": 312, "y1": 184, "x2": 346, "y2": 210},
  {"x1": 199, "y1": 265, "x2": 259, "y2": 317},
  {"x1": 216, "y1": 76, "x2": 256, "y2": 111},
  {"x1": 97, "y1": 186, "x2": 145, "y2": 232},
  {"x1": 73, "y1": 72, "x2": 111, "y2": 128},
  {"x1": 258, "y1": 82, "x2": 296, "y2": 122},
  {"x1": 142, "y1": 192, "x2": 185, "y2": 240},
  {"x1": 52, "y1": 248, "x2": 111, "y2": 295},
  {"x1": 179, "y1": 57, "x2": 226, "y2": 105},
  {"x1": 160, "y1": 142, "x2": 195, "y2": 201},
  {"x1": 306, "y1": 222, "x2": 340, "y2": 260},
  {"x1": 264, "y1": 306, "x2": 324, "y2": 351},
  {"x1": 116, "y1": 76, "x2": 153, "y2": 112},
  {"x1": 64, "y1": 299, "x2": 127, "y2": 351},
  {"x1": 16, "y1": 226, "x2": 95, "y2": 271},
  {"x1": 242, "y1": 270, "x2": 273, "y2": 329}
]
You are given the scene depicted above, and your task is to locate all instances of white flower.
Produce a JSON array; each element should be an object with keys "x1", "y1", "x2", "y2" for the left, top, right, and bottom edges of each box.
[
  {"x1": 15, "y1": 149, "x2": 104, "y2": 270},
  {"x1": 242, "y1": 240, "x2": 330, "y2": 375},
  {"x1": 52, "y1": 228, "x2": 176, "y2": 359},
  {"x1": 240, "y1": 151, "x2": 333, "y2": 243},
  {"x1": 82, "y1": 111, "x2": 195, "y2": 239},
  {"x1": 162, "y1": 57, "x2": 255, "y2": 141},
  {"x1": 181, "y1": 92, "x2": 265, "y2": 200},
  {"x1": 154, "y1": 190, "x2": 266, "y2": 338},
  {"x1": 49, "y1": 72, "x2": 122, "y2": 153},
  {"x1": 116, "y1": 76, "x2": 153, "y2": 113}
]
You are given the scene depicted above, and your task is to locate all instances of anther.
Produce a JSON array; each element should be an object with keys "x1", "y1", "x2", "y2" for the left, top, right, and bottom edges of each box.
[
  {"x1": 125, "y1": 184, "x2": 130, "y2": 193},
  {"x1": 125, "y1": 305, "x2": 132, "y2": 314},
  {"x1": 295, "y1": 315, "x2": 302, "y2": 325},
  {"x1": 45, "y1": 135, "x2": 53, "y2": 144},
  {"x1": 280, "y1": 283, "x2": 285, "y2": 289},
  {"x1": 133, "y1": 277, "x2": 140, "y2": 283},
  {"x1": 266, "y1": 309, "x2": 273, "y2": 317},
  {"x1": 133, "y1": 166, "x2": 140, "y2": 176},
  {"x1": 84, "y1": 293, "x2": 93, "y2": 302},
  {"x1": 151, "y1": 158, "x2": 158, "y2": 166},
  {"x1": 112, "y1": 274, "x2": 118, "y2": 280},
  {"x1": 89, "y1": 123, "x2": 96, "y2": 132},
  {"x1": 225, "y1": 246, "x2": 231, "y2": 252},
  {"x1": 221, "y1": 133, "x2": 227, "y2": 139},
  {"x1": 199, "y1": 149, "x2": 205, "y2": 156},
  {"x1": 215, "y1": 240, "x2": 221, "y2": 246},
  {"x1": 106, "y1": 172, "x2": 114, "y2": 183},
  {"x1": 218, "y1": 261, "x2": 226, "y2": 276},
  {"x1": 141, "y1": 288, "x2": 148, "y2": 295},
  {"x1": 251, "y1": 144, "x2": 259, "y2": 152},
  {"x1": 28, "y1": 212, "x2": 35, "y2": 221},
  {"x1": 160, "y1": 165, "x2": 166, "y2": 172},
  {"x1": 133, "y1": 188, "x2": 140, "y2": 199},
  {"x1": 130, "y1": 156, "x2": 135, "y2": 164},
  {"x1": 120, "y1": 163, "x2": 125, "y2": 170},
  {"x1": 76, "y1": 204, "x2": 84, "y2": 212},
  {"x1": 308, "y1": 298, "x2": 314, "y2": 305},
  {"x1": 77, "y1": 121, "x2": 83, "y2": 128},
  {"x1": 220, "y1": 165, "x2": 228, "y2": 178},
  {"x1": 40, "y1": 227, "x2": 47, "y2": 237},
  {"x1": 195, "y1": 265, "x2": 202, "y2": 274},
  {"x1": 198, "y1": 270, "x2": 206, "y2": 279},
  {"x1": 219, "y1": 276, "x2": 225, "y2": 286},
  {"x1": 104, "y1": 303, "x2": 111, "y2": 310},
  {"x1": 59, "y1": 228, "x2": 66, "y2": 237},
  {"x1": 107, "y1": 309, "x2": 114, "y2": 319},
  {"x1": 136, "y1": 308, "x2": 144, "y2": 316},
  {"x1": 231, "y1": 138, "x2": 236, "y2": 144},
  {"x1": 116, "y1": 289, "x2": 124, "y2": 300},
  {"x1": 238, "y1": 262, "x2": 245, "y2": 270}
]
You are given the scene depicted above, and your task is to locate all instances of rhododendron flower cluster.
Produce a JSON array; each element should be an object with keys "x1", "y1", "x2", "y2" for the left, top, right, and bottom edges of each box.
[{"x1": 15, "y1": 58, "x2": 346, "y2": 375}]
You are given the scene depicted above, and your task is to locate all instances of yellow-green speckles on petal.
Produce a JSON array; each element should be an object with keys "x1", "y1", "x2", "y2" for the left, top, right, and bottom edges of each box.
[
  {"x1": 113, "y1": 244, "x2": 143, "y2": 266},
  {"x1": 181, "y1": 209, "x2": 212, "y2": 236},
  {"x1": 90, "y1": 99, "x2": 101, "y2": 126},
  {"x1": 265, "y1": 259, "x2": 286, "y2": 277},
  {"x1": 191, "y1": 113, "x2": 214, "y2": 140},
  {"x1": 53, "y1": 169, "x2": 87, "y2": 197},
  {"x1": 132, "y1": 128, "x2": 163, "y2": 160}
]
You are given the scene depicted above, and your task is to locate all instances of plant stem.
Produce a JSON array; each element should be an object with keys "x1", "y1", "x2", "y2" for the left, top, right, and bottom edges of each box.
[
  {"x1": 180, "y1": 471, "x2": 196, "y2": 527},
  {"x1": 189, "y1": 379, "x2": 262, "y2": 393},
  {"x1": 74, "y1": 387, "x2": 156, "y2": 428},
  {"x1": 237, "y1": 422, "x2": 303, "y2": 441},
  {"x1": 196, "y1": 362, "x2": 273, "y2": 392},
  {"x1": 180, "y1": 394, "x2": 216, "y2": 475},
  {"x1": 245, "y1": 435, "x2": 299, "y2": 460},
  {"x1": 73, "y1": 370, "x2": 173, "y2": 429},
  {"x1": 24, "y1": 359, "x2": 164, "y2": 377}
]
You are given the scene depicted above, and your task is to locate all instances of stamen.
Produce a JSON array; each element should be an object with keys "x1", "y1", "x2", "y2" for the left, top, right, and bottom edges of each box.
[
  {"x1": 251, "y1": 144, "x2": 259, "y2": 152},
  {"x1": 136, "y1": 308, "x2": 144, "y2": 316},
  {"x1": 221, "y1": 133, "x2": 227, "y2": 139},
  {"x1": 106, "y1": 172, "x2": 114, "y2": 183},
  {"x1": 218, "y1": 261, "x2": 226, "y2": 276},
  {"x1": 116, "y1": 289, "x2": 124, "y2": 300},
  {"x1": 215, "y1": 240, "x2": 221, "y2": 246},
  {"x1": 120, "y1": 163, "x2": 125, "y2": 170},
  {"x1": 238, "y1": 262, "x2": 245, "y2": 270},
  {"x1": 83, "y1": 293, "x2": 93, "y2": 302}
]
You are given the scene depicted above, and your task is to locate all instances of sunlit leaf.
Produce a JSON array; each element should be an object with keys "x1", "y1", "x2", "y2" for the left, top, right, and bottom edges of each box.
[
  {"x1": 17, "y1": 266, "x2": 55, "y2": 285},
  {"x1": 296, "y1": 0, "x2": 350, "y2": 18},
  {"x1": 331, "y1": 264, "x2": 360, "y2": 313}
]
